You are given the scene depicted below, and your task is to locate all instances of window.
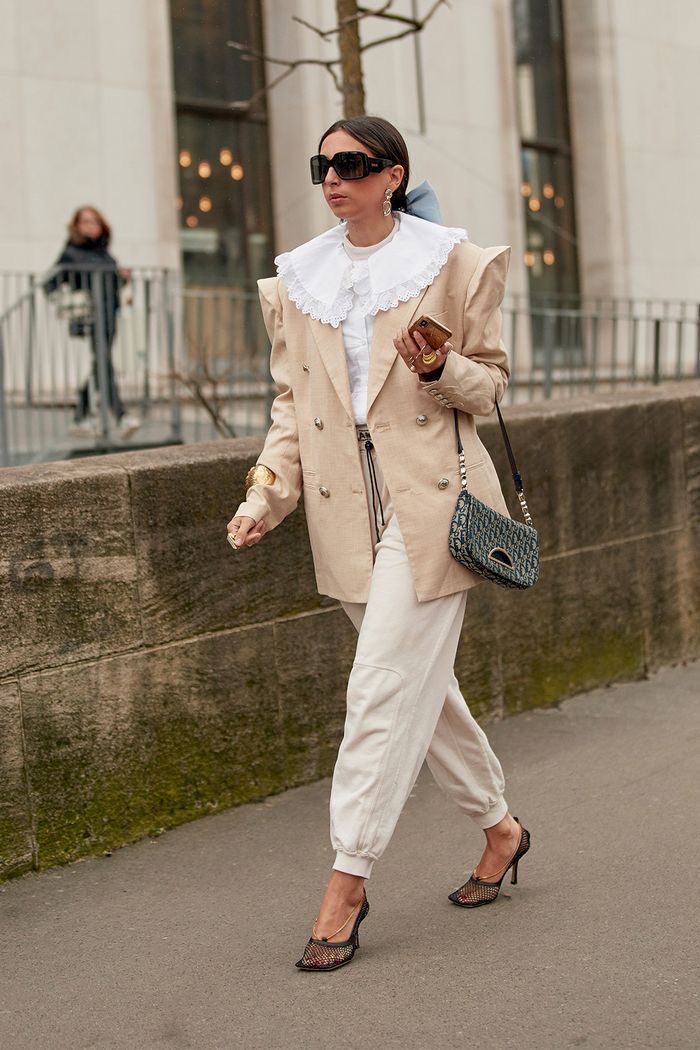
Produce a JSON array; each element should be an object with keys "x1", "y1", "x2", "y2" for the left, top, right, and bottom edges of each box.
[
  {"x1": 169, "y1": 0, "x2": 274, "y2": 289},
  {"x1": 513, "y1": 0, "x2": 580, "y2": 361}
]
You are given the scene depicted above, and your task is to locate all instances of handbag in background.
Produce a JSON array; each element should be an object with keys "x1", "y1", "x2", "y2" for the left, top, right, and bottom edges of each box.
[{"x1": 51, "y1": 284, "x2": 94, "y2": 337}]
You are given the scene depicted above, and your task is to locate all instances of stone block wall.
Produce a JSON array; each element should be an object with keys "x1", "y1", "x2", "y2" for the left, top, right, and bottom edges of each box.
[{"x1": 1, "y1": 386, "x2": 698, "y2": 880}]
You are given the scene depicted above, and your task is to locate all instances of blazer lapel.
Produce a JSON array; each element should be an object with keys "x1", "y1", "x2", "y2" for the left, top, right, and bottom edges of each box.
[
  {"x1": 308, "y1": 317, "x2": 354, "y2": 422},
  {"x1": 307, "y1": 283, "x2": 431, "y2": 420},
  {"x1": 366, "y1": 288, "x2": 429, "y2": 413}
]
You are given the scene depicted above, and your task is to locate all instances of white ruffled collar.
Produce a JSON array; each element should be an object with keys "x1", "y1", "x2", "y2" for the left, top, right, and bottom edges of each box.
[{"x1": 275, "y1": 212, "x2": 467, "y2": 328}]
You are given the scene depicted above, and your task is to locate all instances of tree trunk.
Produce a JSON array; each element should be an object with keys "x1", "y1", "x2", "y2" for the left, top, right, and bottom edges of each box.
[{"x1": 336, "y1": 0, "x2": 366, "y2": 117}]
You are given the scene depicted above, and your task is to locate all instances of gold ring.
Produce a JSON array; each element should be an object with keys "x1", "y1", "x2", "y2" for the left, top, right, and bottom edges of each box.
[
  {"x1": 421, "y1": 350, "x2": 438, "y2": 366},
  {"x1": 409, "y1": 364, "x2": 417, "y2": 372}
]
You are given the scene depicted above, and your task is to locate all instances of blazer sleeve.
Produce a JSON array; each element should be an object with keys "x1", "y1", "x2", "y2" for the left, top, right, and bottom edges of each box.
[
  {"x1": 420, "y1": 245, "x2": 511, "y2": 416},
  {"x1": 233, "y1": 277, "x2": 302, "y2": 529}
]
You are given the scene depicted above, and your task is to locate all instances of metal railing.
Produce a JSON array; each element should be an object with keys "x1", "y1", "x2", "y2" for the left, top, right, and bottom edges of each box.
[
  {"x1": 504, "y1": 293, "x2": 700, "y2": 402},
  {"x1": 1, "y1": 271, "x2": 698, "y2": 467},
  {"x1": 0, "y1": 268, "x2": 273, "y2": 466}
]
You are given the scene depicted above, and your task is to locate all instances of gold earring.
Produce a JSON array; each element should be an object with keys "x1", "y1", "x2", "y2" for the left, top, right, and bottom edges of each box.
[{"x1": 383, "y1": 187, "x2": 392, "y2": 217}]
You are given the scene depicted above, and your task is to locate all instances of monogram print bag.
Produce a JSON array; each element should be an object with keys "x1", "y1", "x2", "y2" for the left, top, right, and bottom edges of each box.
[{"x1": 448, "y1": 405, "x2": 539, "y2": 589}]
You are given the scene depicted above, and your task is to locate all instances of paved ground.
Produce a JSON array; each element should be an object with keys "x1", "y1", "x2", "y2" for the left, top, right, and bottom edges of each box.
[{"x1": 1, "y1": 662, "x2": 699, "y2": 1050}]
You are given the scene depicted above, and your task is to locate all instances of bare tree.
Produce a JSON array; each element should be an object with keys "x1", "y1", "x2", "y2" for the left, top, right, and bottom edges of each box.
[
  {"x1": 228, "y1": 0, "x2": 449, "y2": 118},
  {"x1": 170, "y1": 335, "x2": 241, "y2": 439}
]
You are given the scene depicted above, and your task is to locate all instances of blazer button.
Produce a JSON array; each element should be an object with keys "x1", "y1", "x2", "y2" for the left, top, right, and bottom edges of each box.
[
  {"x1": 314, "y1": 417, "x2": 324, "y2": 430},
  {"x1": 302, "y1": 363, "x2": 310, "y2": 372},
  {"x1": 437, "y1": 477, "x2": 450, "y2": 490},
  {"x1": 416, "y1": 414, "x2": 428, "y2": 426},
  {"x1": 319, "y1": 486, "x2": 331, "y2": 498}
]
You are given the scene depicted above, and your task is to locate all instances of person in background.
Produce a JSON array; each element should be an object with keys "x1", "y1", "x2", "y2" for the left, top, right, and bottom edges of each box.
[{"x1": 46, "y1": 205, "x2": 140, "y2": 439}]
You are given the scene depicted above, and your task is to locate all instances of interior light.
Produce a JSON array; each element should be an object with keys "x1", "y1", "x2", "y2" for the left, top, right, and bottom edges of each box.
[
  {"x1": 520, "y1": 181, "x2": 531, "y2": 197},
  {"x1": 528, "y1": 198, "x2": 541, "y2": 212},
  {"x1": 524, "y1": 252, "x2": 536, "y2": 267},
  {"x1": 198, "y1": 161, "x2": 211, "y2": 178},
  {"x1": 220, "y1": 148, "x2": 233, "y2": 166},
  {"x1": 543, "y1": 250, "x2": 556, "y2": 265},
  {"x1": 199, "y1": 196, "x2": 213, "y2": 213},
  {"x1": 185, "y1": 215, "x2": 199, "y2": 227},
  {"x1": 543, "y1": 183, "x2": 555, "y2": 199},
  {"x1": 179, "y1": 150, "x2": 192, "y2": 168},
  {"x1": 230, "y1": 164, "x2": 244, "y2": 181},
  {"x1": 554, "y1": 195, "x2": 565, "y2": 208}
]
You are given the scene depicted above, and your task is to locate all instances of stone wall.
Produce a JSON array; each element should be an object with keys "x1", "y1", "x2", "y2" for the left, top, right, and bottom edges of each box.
[{"x1": 1, "y1": 386, "x2": 698, "y2": 880}]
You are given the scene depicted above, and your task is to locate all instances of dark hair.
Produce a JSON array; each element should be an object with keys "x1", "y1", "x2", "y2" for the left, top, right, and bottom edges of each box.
[
  {"x1": 67, "y1": 205, "x2": 112, "y2": 247},
  {"x1": 318, "y1": 116, "x2": 410, "y2": 212}
]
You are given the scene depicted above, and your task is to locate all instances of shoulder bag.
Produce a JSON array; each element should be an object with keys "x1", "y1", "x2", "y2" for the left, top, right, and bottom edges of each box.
[{"x1": 448, "y1": 405, "x2": 539, "y2": 589}]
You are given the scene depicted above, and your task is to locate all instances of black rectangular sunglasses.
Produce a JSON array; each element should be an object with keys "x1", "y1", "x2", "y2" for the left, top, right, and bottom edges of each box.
[{"x1": 310, "y1": 151, "x2": 394, "y2": 184}]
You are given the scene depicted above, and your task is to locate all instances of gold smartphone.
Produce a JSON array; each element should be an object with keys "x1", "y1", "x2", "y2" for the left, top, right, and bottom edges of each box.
[{"x1": 408, "y1": 314, "x2": 452, "y2": 350}]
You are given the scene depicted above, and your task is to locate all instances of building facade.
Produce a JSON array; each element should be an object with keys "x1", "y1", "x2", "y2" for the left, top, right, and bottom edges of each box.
[
  {"x1": 0, "y1": 1, "x2": 180, "y2": 273},
  {"x1": 1, "y1": 0, "x2": 698, "y2": 304}
]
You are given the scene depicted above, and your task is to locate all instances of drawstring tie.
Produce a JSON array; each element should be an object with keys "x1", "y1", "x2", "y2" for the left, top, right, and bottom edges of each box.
[{"x1": 360, "y1": 433, "x2": 385, "y2": 544}]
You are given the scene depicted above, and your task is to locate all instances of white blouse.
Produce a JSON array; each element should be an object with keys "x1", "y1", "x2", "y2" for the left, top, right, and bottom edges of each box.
[
  {"x1": 274, "y1": 211, "x2": 468, "y2": 423},
  {"x1": 341, "y1": 220, "x2": 398, "y2": 424}
]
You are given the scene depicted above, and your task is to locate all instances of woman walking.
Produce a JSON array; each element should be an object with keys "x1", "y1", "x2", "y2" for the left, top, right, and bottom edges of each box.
[
  {"x1": 227, "y1": 116, "x2": 530, "y2": 970},
  {"x1": 47, "y1": 205, "x2": 139, "y2": 438}
]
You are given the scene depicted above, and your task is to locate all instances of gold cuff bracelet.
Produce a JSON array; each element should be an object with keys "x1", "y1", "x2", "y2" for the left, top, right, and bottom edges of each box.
[{"x1": 245, "y1": 463, "x2": 276, "y2": 494}]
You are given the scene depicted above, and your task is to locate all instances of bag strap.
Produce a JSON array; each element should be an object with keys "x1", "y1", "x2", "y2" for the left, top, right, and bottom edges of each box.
[{"x1": 453, "y1": 406, "x2": 534, "y2": 527}]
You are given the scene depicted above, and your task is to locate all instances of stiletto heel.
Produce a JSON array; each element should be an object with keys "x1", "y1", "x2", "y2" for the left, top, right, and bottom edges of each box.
[
  {"x1": 449, "y1": 817, "x2": 531, "y2": 908},
  {"x1": 295, "y1": 891, "x2": 369, "y2": 971}
]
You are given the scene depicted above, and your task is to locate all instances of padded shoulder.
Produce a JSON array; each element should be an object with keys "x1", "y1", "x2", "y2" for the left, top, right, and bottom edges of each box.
[{"x1": 257, "y1": 276, "x2": 283, "y2": 341}]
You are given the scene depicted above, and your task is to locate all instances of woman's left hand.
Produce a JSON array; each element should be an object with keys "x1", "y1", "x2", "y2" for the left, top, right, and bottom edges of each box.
[{"x1": 393, "y1": 327, "x2": 452, "y2": 376}]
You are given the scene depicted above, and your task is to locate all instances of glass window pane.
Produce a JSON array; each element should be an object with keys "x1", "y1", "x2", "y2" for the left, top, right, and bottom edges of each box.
[
  {"x1": 170, "y1": 0, "x2": 264, "y2": 102},
  {"x1": 176, "y1": 112, "x2": 273, "y2": 288},
  {"x1": 513, "y1": 0, "x2": 580, "y2": 363},
  {"x1": 170, "y1": 1, "x2": 274, "y2": 289},
  {"x1": 513, "y1": 0, "x2": 569, "y2": 146},
  {"x1": 521, "y1": 146, "x2": 578, "y2": 299}
]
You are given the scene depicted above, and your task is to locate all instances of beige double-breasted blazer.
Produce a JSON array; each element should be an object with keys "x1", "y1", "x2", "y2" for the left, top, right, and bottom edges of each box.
[{"x1": 235, "y1": 238, "x2": 512, "y2": 603}]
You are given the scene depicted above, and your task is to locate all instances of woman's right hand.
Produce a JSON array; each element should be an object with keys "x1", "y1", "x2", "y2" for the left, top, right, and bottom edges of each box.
[{"x1": 226, "y1": 515, "x2": 267, "y2": 550}]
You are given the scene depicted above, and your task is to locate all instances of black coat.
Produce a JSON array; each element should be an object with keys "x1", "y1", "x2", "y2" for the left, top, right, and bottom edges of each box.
[{"x1": 45, "y1": 237, "x2": 122, "y2": 338}]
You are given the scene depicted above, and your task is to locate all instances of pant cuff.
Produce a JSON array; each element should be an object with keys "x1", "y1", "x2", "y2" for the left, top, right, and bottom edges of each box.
[
  {"x1": 333, "y1": 851, "x2": 374, "y2": 879},
  {"x1": 473, "y1": 797, "x2": 509, "y2": 830}
]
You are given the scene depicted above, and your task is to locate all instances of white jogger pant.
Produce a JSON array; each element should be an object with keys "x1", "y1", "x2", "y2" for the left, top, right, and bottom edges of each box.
[{"x1": 330, "y1": 430, "x2": 508, "y2": 879}]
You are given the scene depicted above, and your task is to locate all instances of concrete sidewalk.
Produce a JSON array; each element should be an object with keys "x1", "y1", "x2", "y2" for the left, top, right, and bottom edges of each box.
[{"x1": 1, "y1": 663, "x2": 699, "y2": 1050}]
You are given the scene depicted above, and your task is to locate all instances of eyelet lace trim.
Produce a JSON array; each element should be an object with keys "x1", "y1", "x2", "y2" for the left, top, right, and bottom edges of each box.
[
  {"x1": 276, "y1": 253, "x2": 354, "y2": 328},
  {"x1": 275, "y1": 215, "x2": 467, "y2": 329}
]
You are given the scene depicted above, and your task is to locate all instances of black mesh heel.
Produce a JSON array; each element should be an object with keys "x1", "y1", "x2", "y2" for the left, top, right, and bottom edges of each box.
[
  {"x1": 449, "y1": 817, "x2": 531, "y2": 908},
  {"x1": 295, "y1": 892, "x2": 370, "y2": 972}
]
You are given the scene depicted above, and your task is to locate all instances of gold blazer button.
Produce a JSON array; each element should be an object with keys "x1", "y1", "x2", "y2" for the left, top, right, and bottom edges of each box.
[
  {"x1": 437, "y1": 477, "x2": 450, "y2": 489},
  {"x1": 314, "y1": 417, "x2": 324, "y2": 430},
  {"x1": 416, "y1": 414, "x2": 428, "y2": 426},
  {"x1": 319, "y1": 486, "x2": 331, "y2": 498}
]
